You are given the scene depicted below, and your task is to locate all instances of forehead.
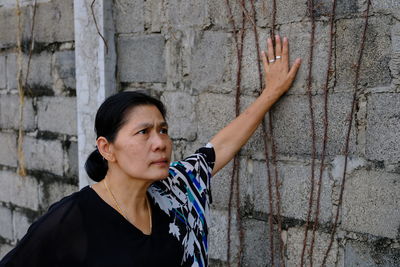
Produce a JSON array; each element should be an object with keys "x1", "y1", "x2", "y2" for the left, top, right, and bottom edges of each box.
[{"x1": 124, "y1": 105, "x2": 166, "y2": 124}]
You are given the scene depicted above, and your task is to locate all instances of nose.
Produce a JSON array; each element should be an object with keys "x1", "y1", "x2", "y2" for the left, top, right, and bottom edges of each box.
[{"x1": 151, "y1": 132, "x2": 168, "y2": 151}]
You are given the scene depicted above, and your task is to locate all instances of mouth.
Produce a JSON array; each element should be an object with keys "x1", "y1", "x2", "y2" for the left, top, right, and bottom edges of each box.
[{"x1": 151, "y1": 159, "x2": 169, "y2": 166}]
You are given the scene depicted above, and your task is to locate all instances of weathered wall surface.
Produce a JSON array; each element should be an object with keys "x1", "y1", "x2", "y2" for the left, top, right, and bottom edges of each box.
[
  {"x1": 0, "y1": 0, "x2": 399, "y2": 266},
  {"x1": 0, "y1": 0, "x2": 78, "y2": 257}
]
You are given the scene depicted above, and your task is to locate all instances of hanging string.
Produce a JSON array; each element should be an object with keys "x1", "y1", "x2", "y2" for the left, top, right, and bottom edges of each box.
[
  {"x1": 322, "y1": 0, "x2": 371, "y2": 265},
  {"x1": 308, "y1": 0, "x2": 337, "y2": 265}
]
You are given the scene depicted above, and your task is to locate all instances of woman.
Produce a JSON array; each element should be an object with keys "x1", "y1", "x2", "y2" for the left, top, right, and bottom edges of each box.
[{"x1": 0, "y1": 36, "x2": 301, "y2": 266}]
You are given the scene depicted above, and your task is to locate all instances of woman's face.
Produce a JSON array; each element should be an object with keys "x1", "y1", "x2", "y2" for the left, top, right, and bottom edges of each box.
[{"x1": 109, "y1": 105, "x2": 172, "y2": 181}]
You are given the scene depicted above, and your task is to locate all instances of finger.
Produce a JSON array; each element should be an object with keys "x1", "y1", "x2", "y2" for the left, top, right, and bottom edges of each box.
[
  {"x1": 267, "y1": 37, "x2": 275, "y2": 63},
  {"x1": 261, "y1": 50, "x2": 269, "y2": 71},
  {"x1": 275, "y1": 35, "x2": 282, "y2": 58},
  {"x1": 282, "y1": 37, "x2": 289, "y2": 63},
  {"x1": 287, "y1": 58, "x2": 302, "y2": 82}
]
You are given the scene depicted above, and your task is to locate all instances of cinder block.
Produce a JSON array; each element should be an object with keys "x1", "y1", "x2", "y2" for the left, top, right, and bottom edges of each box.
[
  {"x1": 23, "y1": 136, "x2": 64, "y2": 176},
  {"x1": 6, "y1": 52, "x2": 52, "y2": 92},
  {"x1": 314, "y1": 0, "x2": 359, "y2": 17},
  {"x1": 342, "y1": 170, "x2": 400, "y2": 239},
  {"x1": 279, "y1": 21, "x2": 333, "y2": 95},
  {"x1": 53, "y1": 51, "x2": 76, "y2": 90},
  {"x1": 286, "y1": 227, "x2": 338, "y2": 266},
  {"x1": 0, "y1": 94, "x2": 35, "y2": 130},
  {"x1": 0, "y1": 132, "x2": 17, "y2": 167},
  {"x1": 114, "y1": 0, "x2": 144, "y2": 33},
  {"x1": 0, "y1": 55, "x2": 6, "y2": 89},
  {"x1": 33, "y1": 0, "x2": 74, "y2": 43},
  {"x1": 271, "y1": 93, "x2": 356, "y2": 157},
  {"x1": 366, "y1": 93, "x2": 400, "y2": 163},
  {"x1": 161, "y1": 91, "x2": 197, "y2": 141},
  {"x1": 250, "y1": 160, "x2": 332, "y2": 223},
  {"x1": 336, "y1": 16, "x2": 391, "y2": 90},
  {"x1": 0, "y1": 243, "x2": 14, "y2": 259},
  {"x1": 0, "y1": 6, "x2": 30, "y2": 48},
  {"x1": 371, "y1": 0, "x2": 400, "y2": 14},
  {"x1": 66, "y1": 141, "x2": 78, "y2": 177},
  {"x1": 12, "y1": 210, "x2": 31, "y2": 241},
  {"x1": 118, "y1": 35, "x2": 166, "y2": 83},
  {"x1": 148, "y1": 0, "x2": 165, "y2": 32},
  {"x1": 167, "y1": 0, "x2": 209, "y2": 28},
  {"x1": 37, "y1": 96, "x2": 77, "y2": 135},
  {"x1": 190, "y1": 31, "x2": 232, "y2": 94},
  {"x1": 209, "y1": 208, "x2": 239, "y2": 263},
  {"x1": 0, "y1": 170, "x2": 40, "y2": 210},
  {"x1": 39, "y1": 182, "x2": 77, "y2": 210},
  {"x1": 0, "y1": 206, "x2": 13, "y2": 240},
  {"x1": 391, "y1": 23, "x2": 400, "y2": 86},
  {"x1": 345, "y1": 240, "x2": 400, "y2": 266},
  {"x1": 197, "y1": 93, "x2": 235, "y2": 144},
  {"x1": 243, "y1": 218, "x2": 280, "y2": 266}
]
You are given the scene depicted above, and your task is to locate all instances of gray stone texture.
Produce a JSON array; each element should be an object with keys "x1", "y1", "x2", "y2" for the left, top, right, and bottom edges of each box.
[
  {"x1": 0, "y1": 170, "x2": 40, "y2": 210},
  {"x1": 66, "y1": 141, "x2": 78, "y2": 177},
  {"x1": 37, "y1": 96, "x2": 77, "y2": 135},
  {"x1": 336, "y1": 16, "x2": 392, "y2": 90},
  {"x1": 190, "y1": 31, "x2": 232, "y2": 94},
  {"x1": 342, "y1": 170, "x2": 400, "y2": 239},
  {"x1": 286, "y1": 227, "x2": 338, "y2": 266},
  {"x1": 279, "y1": 21, "x2": 333, "y2": 95},
  {"x1": 0, "y1": 94, "x2": 35, "y2": 130},
  {"x1": 391, "y1": 22, "x2": 400, "y2": 87},
  {"x1": 114, "y1": 0, "x2": 144, "y2": 33},
  {"x1": 23, "y1": 136, "x2": 64, "y2": 176},
  {"x1": 0, "y1": 206, "x2": 13, "y2": 240},
  {"x1": 34, "y1": 0, "x2": 74, "y2": 43},
  {"x1": 6, "y1": 52, "x2": 52, "y2": 91},
  {"x1": 345, "y1": 240, "x2": 400, "y2": 267},
  {"x1": 366, "y1": 93, "x2": 400, "y2": 163},
  {"x1": 118, "y1": 35, "x2": 166, "y2": 83},
  {"x1": 167, "y1": 0, "x2": 209, "y2": 28},
  {"x1": 161, "y1": 91, "x2": 197, "y2": 141},
  {"x1": 39, "y1": 182, "x2": 77, "y2": 209},
  {"x1": 0, "y1": 55, "x2": 6, "y2": 89},
  {"x1": 0, "y1": 243, "x2": 13, "y2": 259},
  {"x1": 0, "y1": 132, "x2": 18, "y2": 167},
  {"x1": 12, "y1": 210, "x2": 31, "y2": 241},
  {"x1": 0, "y1": 6, "x2": 30, "y2": 48},
  {"x1": 271, "y1": 93, "x2": 356, "y2": 157},
  {"x1": 53, "y1": 51, "x2": 76, "y2": 90}
]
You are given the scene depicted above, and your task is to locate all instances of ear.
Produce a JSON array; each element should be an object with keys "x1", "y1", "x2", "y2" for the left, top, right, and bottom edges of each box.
[{"x1": 96, "y1": 137, "x2": 116, "y2": 162}]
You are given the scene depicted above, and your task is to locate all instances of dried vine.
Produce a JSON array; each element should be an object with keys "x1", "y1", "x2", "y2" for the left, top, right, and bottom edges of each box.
[
  {"x1": 225, "y1": 0, "x2": 246, "y2": 265},
  {"x1": 16, "y1": 0, "x2": 27, "y2": 176},
  {"x1": 322, "y1": 0, "x2": 371, "y2": 265},
  {"x1": 308, "y1": 0, "x2": 337, "y2": 265},
  {"x1": 300, "y1": 0, "x2": 318, "y2": 265},
  {"x1": 90, "y1": 0, "x2": 109, "y2": 54}
]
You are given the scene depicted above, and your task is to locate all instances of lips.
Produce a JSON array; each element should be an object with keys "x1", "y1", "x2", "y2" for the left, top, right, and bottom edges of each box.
[{"x1": 151, "y1": 159, "x2": 169, "y2": 165}]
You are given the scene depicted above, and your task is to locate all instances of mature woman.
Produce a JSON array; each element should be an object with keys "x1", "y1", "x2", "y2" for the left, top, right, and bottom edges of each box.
[{"x1": 0, "y1": 36, "x2": 300, "y2": 267}]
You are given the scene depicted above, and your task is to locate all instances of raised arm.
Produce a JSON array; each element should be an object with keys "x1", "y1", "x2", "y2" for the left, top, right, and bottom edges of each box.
[{"x1": 209, "y1": 35, "x2": 301, "y2": 176}]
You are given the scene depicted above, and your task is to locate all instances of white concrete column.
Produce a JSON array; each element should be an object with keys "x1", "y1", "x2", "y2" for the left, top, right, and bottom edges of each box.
[{"x1": 74, "y1": 0, "x2": 116, "y2": 188}]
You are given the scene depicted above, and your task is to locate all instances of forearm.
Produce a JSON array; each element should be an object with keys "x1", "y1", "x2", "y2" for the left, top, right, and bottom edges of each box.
[{"x1": 209, "y1": 89, "x2": 280, "y2": 175}]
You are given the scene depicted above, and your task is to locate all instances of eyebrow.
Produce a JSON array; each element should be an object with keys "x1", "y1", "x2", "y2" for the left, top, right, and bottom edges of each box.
[{"x1": 135, "y1": 121, "x2": 169, "y2": 129}]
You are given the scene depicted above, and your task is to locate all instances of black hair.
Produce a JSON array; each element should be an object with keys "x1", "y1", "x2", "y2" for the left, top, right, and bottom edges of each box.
[{"x1": 84, "y1": 91, "x2": 166, "y2": 182}]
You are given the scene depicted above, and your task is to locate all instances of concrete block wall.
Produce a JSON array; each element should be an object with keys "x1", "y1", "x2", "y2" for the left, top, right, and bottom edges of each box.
[
  {"x1": 0, "y1": 0, "x2": 78, "y2": 258},
  {"x1": 0, "y1": 0, "x2": 399, "y2": 266},
  {"x1": 114, "y1": 0, "x2": 400, "y2": 266}
]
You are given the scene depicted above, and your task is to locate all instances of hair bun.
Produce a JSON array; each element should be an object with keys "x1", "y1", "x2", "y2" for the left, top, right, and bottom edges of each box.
[{"x1": 84, "y1": 149, "x2": 108, "y2": 182}]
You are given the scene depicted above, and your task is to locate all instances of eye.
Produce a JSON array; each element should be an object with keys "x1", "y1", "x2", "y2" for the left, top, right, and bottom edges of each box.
[
  {"x1": 137, "y1": 129, "x2": 148, "y2": 135},
  {"x1": 160, "y1": 128, "x2": 169, "y2": 135}
]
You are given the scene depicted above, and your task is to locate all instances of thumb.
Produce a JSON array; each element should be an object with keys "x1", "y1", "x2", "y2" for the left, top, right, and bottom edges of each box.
[{"x1": 287, "y1": 58, "x2": 301, "y2": 82}]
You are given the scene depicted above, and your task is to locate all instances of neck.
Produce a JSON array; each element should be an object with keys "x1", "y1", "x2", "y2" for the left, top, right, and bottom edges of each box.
[{"x1": 104, "y1": 169, "x2": 153, "y2": 212}]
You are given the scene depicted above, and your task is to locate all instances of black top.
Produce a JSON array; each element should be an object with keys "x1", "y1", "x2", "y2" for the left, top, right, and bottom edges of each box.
[{"x1": 0, "y1": 145, "x2": 215, "y2": 267}]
